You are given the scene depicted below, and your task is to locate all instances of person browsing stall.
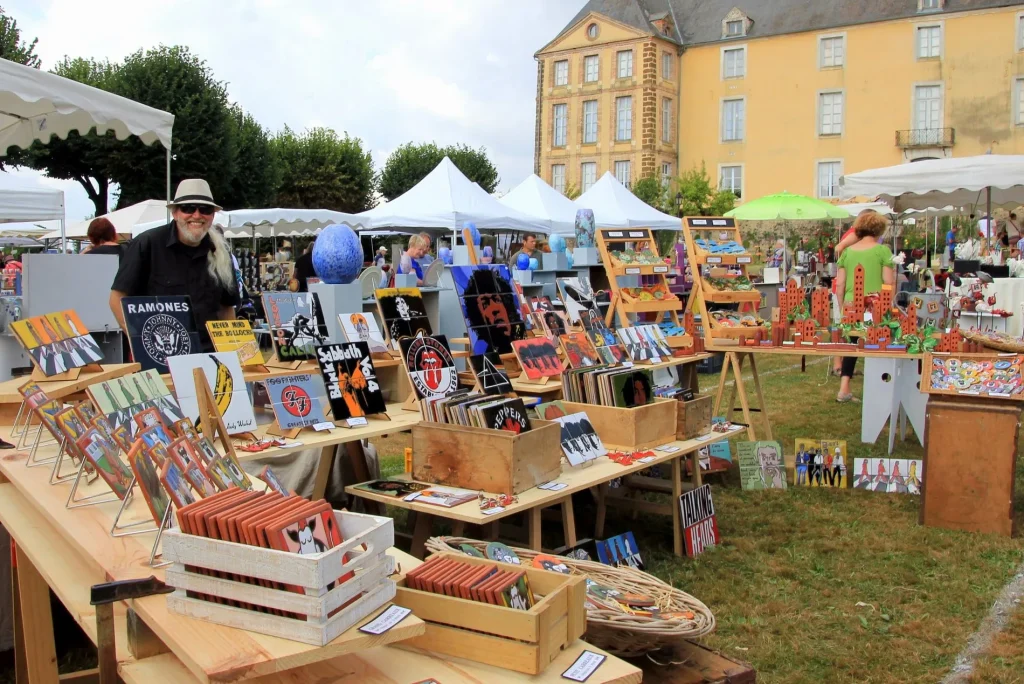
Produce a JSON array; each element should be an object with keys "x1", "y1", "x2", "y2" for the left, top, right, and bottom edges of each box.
[
  {"x1": 291, "y1": 239, "x2": 317, "y2": 292},
  {"x1": 83, "y1": 217, "x2": 124, "y2": 258},
  {"x1": 834, "y1": 211, "x2": 895, "y2": 403},
  {"x1": 510, "y1": 233, "x2": 538, "y2": 266},
  {"x1": 109, "y1": 179, "x2": 240, "y2": 351},
  {"x1": 398, "y1": 234, "x2": 429, "y2": 285}
]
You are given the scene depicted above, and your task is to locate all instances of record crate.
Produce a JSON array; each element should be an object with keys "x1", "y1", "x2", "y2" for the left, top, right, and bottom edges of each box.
[
  {"x1": 411, "y1": 420, "x2": 562, "y2": 495},
  {"x1": 676, "y1": 394, "x2": 713, "y2": 441},
  {"x1": 392, "y1": 551, "x2": 586, "y2": 675},
  {"x1": 163, "y1": 511, "x2": 405, "y2": 646},
  {"x1": 560, "y1": 398, "x2": 677, "y2": 450}
]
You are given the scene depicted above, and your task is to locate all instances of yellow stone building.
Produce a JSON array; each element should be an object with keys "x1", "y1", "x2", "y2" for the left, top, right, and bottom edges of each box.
[{"x1": 535, "y1": 0, "x2": 1024, "y2": 204}]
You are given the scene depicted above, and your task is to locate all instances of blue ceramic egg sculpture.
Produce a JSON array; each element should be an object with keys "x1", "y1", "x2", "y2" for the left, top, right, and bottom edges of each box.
[
  {"x1": 312, "y1": 224, "x2": 363, "y2": 284},
  {"x1": 529, "y1": 257, "x2": 540, "y2": 271},
  {"x1": 549, "y1": 234, "x2": 566, "y2": 253},
  {"x1": 516, "y1": 253, "x2": 530, "y2": 270},
  {"x1": 439, "y1": 247, "x2": 453, "y2": 264},
  {"x1": 466, "y1": 222, "x2": 481, "y2": 246}
]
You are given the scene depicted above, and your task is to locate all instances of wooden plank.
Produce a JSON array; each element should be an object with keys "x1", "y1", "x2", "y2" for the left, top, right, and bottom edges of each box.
[
  {"x1": 560, "y1": 400, "x2": 677, "y2": 451},
  {"x1": 0, "y1": 363, "x2": 141, "y2": 407},
  {"x1": 637, "y1": 641, "x2": 756, "y2": 684},
  {"x1": 14, "y1": 544, "x2": 60, "y2": 684},
  {"x1": 705, "y1": 344, "x2": 924, "y2": 360}
]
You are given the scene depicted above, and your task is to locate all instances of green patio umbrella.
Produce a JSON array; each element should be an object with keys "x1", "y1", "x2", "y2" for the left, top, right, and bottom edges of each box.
[{"x1": 725, "y1": 191, "x2": 851, "y2": 220}]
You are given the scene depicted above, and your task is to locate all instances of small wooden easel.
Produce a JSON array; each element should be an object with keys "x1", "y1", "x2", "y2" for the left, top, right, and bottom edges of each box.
[
  {"x1": 30, "y1": 362, "x2": 103, "y2": 382},
  {"x1": 192, "y1": 368, "x2": 239, "y2": 461}
]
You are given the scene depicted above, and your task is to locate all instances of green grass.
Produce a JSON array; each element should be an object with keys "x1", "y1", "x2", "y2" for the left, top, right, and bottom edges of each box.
[{"x1": 374, "y1": 354, "x2": 1024, "y2": 683}]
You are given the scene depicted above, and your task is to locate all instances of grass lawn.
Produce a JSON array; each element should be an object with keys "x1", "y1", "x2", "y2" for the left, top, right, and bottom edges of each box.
[{"x1": 373, "y1": 354, "x2": 1024, "y2": 684}]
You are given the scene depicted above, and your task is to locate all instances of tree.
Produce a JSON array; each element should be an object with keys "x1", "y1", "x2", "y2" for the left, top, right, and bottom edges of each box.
[
  {"x1": 0, "y1": 5, "x2": 39, "y2": 67},
  {"x1": 378, "y1": 142, "x2": 499, "y2": 200},
  {"x1": 672, "y1": 162, "x2": 736, "y2": 217},
  {"x1": 270, "y1": 126, "x2": 375, "y2": 212},
  {"x1": 11, "y1": 57, "x2": 120, "y2": 214},
  {"x1": 221, "y1": 106, "x2": 280, "y2": 209},
  {"x1": 105, "y1": 46, "x2": 235, "y2": 209},
  {"x1": 563, "y1": 182, "x2": 581, "y2": 201},
  {"x1": 631, "y1": 175, "x2": 666, "y2": 211}
]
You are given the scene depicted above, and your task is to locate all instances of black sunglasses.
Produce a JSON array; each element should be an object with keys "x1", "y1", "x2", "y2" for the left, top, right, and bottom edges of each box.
[{"x1": 176, "y1": 203, "x2": 215, "y2": 216}]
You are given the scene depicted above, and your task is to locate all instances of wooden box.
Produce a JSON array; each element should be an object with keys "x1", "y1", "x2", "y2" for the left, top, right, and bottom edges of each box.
[
  {"x1": 163, "y1": 511, "x2": 399, "y2": 646},
  {"x1": 393, "y1": 551, "x2": 586, "y2": 675},
  {"x1": 561, "y1": 398, "x2": 678, "y2": 450},
  {"x1": 411, "y1": 420, "x2": 562, "y2": 495},
  {"x1": 676, "y1": 394, "x2": 713, "y2": 441}
]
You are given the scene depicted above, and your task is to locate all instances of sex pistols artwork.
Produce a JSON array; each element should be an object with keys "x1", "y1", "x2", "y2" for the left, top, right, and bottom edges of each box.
[
  {"x1": 206, "y1": 319, "x2": 265, "y2": 367},
  {"x1": 262, "y1": 292, "x2": 329, "y2": 361},
  {"x1": 120, "y1": 296, "x2": 201, "y2": 373},
  {"x1": 511, "y1": 338, "x2": 564, "y2": 380},
  {"x1": 315, "y1": 342, "x2": 387, "y2": 420},
  {"x1": 399, "y1": 333, "x2": 459, "y2": 401},
  {"x1": 11, "y1": 309, "x2": 104, "y2": 376},
  {"x1": 451, "y1": 266, "x2": 527, "y2": 355},
  {"x1": 263, "y1": 373, "x2": 330, "y2": 430},
  {"x1": 376, "y1": 287, "x2": 432, "y2": 350}
]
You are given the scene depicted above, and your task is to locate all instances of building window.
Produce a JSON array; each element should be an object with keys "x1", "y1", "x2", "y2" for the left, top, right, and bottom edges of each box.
[
  {"x1": 662, "y1": 98, "x2": 673, "y2": 143},
  {"x1": 917, "y1": 25, "x2": 941, "y2": 59},
  {"x1": 551, "y1": 165, "x2": 566, "y2": 194},
  {"x1": 661, "y1": 162, "x2": 673, "y2": 186},
  {"x1": 1017, "y1": 78, "x2": 1024, "y2": 125},
  {"x1": 662, "y1": 52, "x2": 673, "y2": 80},
  {"x1": 819, "y1": 91, "x2": 843, "y2": 136},
  {"x1": 919, "y1": 0, "x2": 942, "y2": 10},
  {"x1": 587, "y1": 23, "x2": 599, "y2": 39},
  {"x1": 583, "y1": 100, "x2": 598, "y2": 143},
  {"x1": 914, "y1": 84, "x2": 943, "y2": 137},
  {"x1": 584, "y1": 55, "x2": 599, "y2": 82},
  {"x1": 1018, "y1": 15, "x2": 1024, "y2": 51},
  {"x1": 553, "y1": 103, "x2": 567, "y2": 147},
  {"x1": 554, "y1": 60, "x2": 568, "y2": 87},
  {"x1": 819, "y1": 35, "x2": 844, "y2": 68},
  {"x1": 818, "y1": 161, "x2": 842, "y2": 199},
  {"x1": 722, "y1": 46, "x2": 745, "y2": 79},
  {"x1": 617, "y1": 50, "x2": 633, "y2": 78},
  {"x1": 614, "y1": 160, "x2": 631, "y2": 186},
  {"x1": 721, "y1": 98, "x2": 745, "y2": 142},
  {"x1": 616, "y1": 96, "x2": 632, "y2": 141},
  {"x1": 720, "y1": 165, "x2": 742, "y2": 199},
  {"x1": 725, "y1": 19, "x2": 744, "y2": 37},
  {"x1": 581, "y1": 162, "x2": 597, "y2": 191}
]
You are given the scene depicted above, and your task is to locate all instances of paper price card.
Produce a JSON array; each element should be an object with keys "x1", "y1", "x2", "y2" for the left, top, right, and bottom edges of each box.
[
  {"x1": 562, "y1": 650, "x2": 607, "y2": 681},
  {"x1": 358, "y1": 605, "x2": 412, "y2": 635}
]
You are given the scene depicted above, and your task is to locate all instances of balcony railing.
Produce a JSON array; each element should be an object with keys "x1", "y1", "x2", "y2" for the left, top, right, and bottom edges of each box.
[{"x1": 895, "y1": 128, "x2": 955, "y2": 148}]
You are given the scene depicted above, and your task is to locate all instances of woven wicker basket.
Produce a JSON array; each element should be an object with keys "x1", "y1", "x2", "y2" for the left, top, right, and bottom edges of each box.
[
  {"x1": 425, "y1": 536, "x2": 716, "y2": 658},
  {"x1": 960, "y1": 328, "x2": 1024, "y2": 353}
]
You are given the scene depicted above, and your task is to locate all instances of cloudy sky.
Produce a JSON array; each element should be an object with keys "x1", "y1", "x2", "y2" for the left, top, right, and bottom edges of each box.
[{"x1": 6, "y1": 0, "x2": 584, "y2": 222}]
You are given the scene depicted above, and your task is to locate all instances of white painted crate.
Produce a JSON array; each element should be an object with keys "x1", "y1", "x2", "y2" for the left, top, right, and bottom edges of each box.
[{"x1": 163, "y1": 511, "x2": 397, "y2": 646}]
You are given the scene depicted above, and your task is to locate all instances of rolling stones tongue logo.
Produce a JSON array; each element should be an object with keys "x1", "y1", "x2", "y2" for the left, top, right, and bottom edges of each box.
[
  {"x1": 419, "y1": 349, "x2": 443, "y2": 390},
  {"x1": 404, "y1": 334, "x2": 458, "y2": 399}
]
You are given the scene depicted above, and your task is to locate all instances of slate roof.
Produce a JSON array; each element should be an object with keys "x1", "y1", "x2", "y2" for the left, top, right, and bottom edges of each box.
[{"x1": 552, "y1": 0, "x2": 1022, "y2": 49}]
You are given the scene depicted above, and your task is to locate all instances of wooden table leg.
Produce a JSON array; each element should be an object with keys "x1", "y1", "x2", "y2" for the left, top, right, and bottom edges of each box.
[
  {"x1": 452, "y1": 521, "x2": 466, "y2": 537},
  {"x1": 311, "y1": 445, "x2": 336, "y2": 501},
  {"x1": 671, "y1": 456, "x2": 684, "y2": 557},
  {"x1": 712, "y1": 352, "x2": 732, "y2": 416},
  {"x1": 747, "y1": 354, "x2": 773, "y2": 440},
  {"x1": 730, "y1": 353, "x2": 758, "y2": 441},
  {"x1": 560, "y1": 497, "x2": 577, "y2": 549},
  {"x1": 692, "y1": 446, "x2": 703, "y2": 487},
  {"x1": 410, "y1": 512, "x2": 434, "y2": 559},
  {"x1": 594, "y1": 483, "x2": 609, "y2": 539},
  {"x1": 528, "y1": 507, "x2": 543, "y2": 551},
  {"x1": 96, "y1": 602, "x2": 117, "y2": 684},
  {"x1": 484, "y1": 521, "x2": 499, "y2": 541},
  {"x1": 13, "y1": 542, "x2": 59, "y2": 684}
]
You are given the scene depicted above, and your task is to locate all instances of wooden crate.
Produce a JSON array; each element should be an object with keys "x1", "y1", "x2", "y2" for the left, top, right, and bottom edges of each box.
[
  {"x1": 411, "y1": 420, "x2": 562, "y2": 495},
  {"x1": 163, "y1": 511, "x2": 398, "y2": 646},
  {"x1": 676, "y1": 394, "x2": 713, "y2": 441},
  {"x1": 392, "y1": 551, "x2": 586, "y2": 675},
  {"x1": 561, "y1": 398, "x2": 677, "y2": 450}
]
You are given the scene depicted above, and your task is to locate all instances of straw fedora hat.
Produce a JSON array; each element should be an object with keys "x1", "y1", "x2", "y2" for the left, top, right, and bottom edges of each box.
[{"x1": 168, "y1": 179, "x2": 222, "y2": 210}]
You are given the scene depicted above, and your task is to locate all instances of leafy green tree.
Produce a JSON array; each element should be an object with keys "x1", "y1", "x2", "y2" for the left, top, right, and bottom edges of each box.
[
  {"x1": 0, "y1": 5, "x2": 39, "y2": 67},
  {"x1": 106, "y1": 46, "x2": 235, "y2": 209},
  {"x1": 270, "y1": 126, "x2": 374, "y2": 212},
  {"x1": 378, "y1": 142, "x2": 499, "y2": 200},
  {"x1": 672, "y1": 162, "x2": 736, "y2": 217},
  {"x1": 563, "y1": 182, "x2": 581, "y2": 201},
  {"x1": 222, "y1": 106, "x2": 279, "y2": 209},
  {"x1": 631, "y1": 175, "x2": 666, "y2": 211}
]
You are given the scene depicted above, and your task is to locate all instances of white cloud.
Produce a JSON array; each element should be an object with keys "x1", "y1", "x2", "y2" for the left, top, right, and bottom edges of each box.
[{"x1": 5, "y1": 0, "x2": 584, "y2": 219}]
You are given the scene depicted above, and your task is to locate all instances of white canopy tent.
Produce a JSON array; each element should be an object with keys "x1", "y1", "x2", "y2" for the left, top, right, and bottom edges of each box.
[
  {"x1": 50, "y1": 199, "x2": 171, "y2": 239},
  {"x1": 0, "y1": 172, "x2": 64, "y2": 226},
  {"x1": 357, "y1": 157, "x2": 548, "y2": 234},
  {"x1": 499, "y1": 174, "x2": 579, "y2": 236},
  {"x1": 838, "y1": 201, "x2": 894, "y2": 217},
  {"x1": 574, "y1": 172, "x2": 680, "y2": 229},
  {"x1": 0, "y1": 57, "x2": 175, "y2": 249},
  {"x1": 840, "y1": 155, "x2": 1024, "y2": 212},
  {"x1": 133, "y1": 207, "x2": 366, "y2": 240}
]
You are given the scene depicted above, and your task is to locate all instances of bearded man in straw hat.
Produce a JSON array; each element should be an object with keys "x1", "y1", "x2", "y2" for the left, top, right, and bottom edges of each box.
[{"x1": 109, "y1": 179, "x2": 240, "y2": 351}]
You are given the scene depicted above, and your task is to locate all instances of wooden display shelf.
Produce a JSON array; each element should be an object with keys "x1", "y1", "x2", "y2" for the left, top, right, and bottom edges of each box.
[
  {"x1": 616, "y1": 298, "x2": 683, "y2": 313},
  {"x1": 692, "y1": 252, "x2": 754, "y2": 267},
  {"x1": 702, "y1": 289, "x2": 762, "y2": 304},
  {"x1": 560, "y1": 398, "x2": 677, "y2": 451},
  {"x1": 393, "y1": 551, "x2": 587, "y2": 675},
  {"x1": 0, "y1": 362, "x2": 140, "y2": 423},
  {"x1": 607, "y1": 263, "x2": 672, "y2": 277},
  {"x1": 596, "y1": 227, "x2": 683, "y2": 329}
]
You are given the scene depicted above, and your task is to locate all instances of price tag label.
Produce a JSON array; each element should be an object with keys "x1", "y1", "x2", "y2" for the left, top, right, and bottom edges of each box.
[
  {"x1": 637, "y1": 456, "x2": 657, "y2": 463},
  {"x1": 346, "y1": 417, "x2": 369, "y2": 427},
  {"x1": 358, "y1": 605, "x2": 413, "y2": 635},
  {"x1": 737, "y1": 256, "x2": 752, "y2": 264},
  {"x1": 621, "y1": 361, "x2": 634, "y2": 368},
  {"x1": 695, "y1": 434, "x2": 715, "y2": 442},
  {"x1": 651, "y1": 356, "x2": 662, "y2": 364},
  {"x1": 712, "y1": 219, "x2": 728, "y2": 226},
  {"x1": 280, "y1": 441, "x2": 303, "y2": 448},
  {"x1": 706, "y1": 257, "x2": 722, "y2": 264},
  {"x1": 562, "y1": 651, "x2": 608, "y2": 682},
  {"x1": 607, "y1": 231, "x2": 624, "y2": 238},
  {"x1": 313, "y1": 421, "x2": 335, "y2": 432},
  {"x1": 691, "y1": 219, "x2": 708, "y2": 226},
  {"x1": 655, "y1": 444, "x2": 681, "y2": 453},
  {"x1": 481, "y1": 506, "x2": 506, "y2": 516},
  {"x1": 653, "y1": 266, "x2": 668, "y2": 273},
  {"x1": 404, "y1": 492, "x2": 422, "y2": 501},
  {"x1": 863, "y1": 312, "x2": 874, "y2": 323},
  {"x1": 625, "y1": 267, "x2": 641, "y2": 275},
  {"x1": 628, "y1": 231, "x2": 646, "y2": 238}
]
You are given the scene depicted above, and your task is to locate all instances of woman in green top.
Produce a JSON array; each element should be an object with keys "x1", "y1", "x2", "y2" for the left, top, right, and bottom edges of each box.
[{"x1": 834, "y1": 211, "x2": 895, "y2": 402}]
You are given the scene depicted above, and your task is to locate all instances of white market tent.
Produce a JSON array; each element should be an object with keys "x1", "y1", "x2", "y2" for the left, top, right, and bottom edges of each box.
[
  {"x1": 0, "y1": 57, "x2": 175, "y2": 248},
  {"x1": 499, "y1": 174, "x2": 579, "y2": 236},
  {"x1": 838, "y1": 201, "x2": 894, "y2": 217},
  {"x1": 357, "y1": 157, "x2": 548, "y2": 234},
  {"x1": 133, "y1": 207, "x2": 366, "y2": 239},
  {"x1": 0, "y1": 172, "x2": 64, "y2": 224},
  {"x1": 574, "y1": 172, "x2": 680, "y2": 229},
  {"x1": 51, "y1": 199, "x2": 171, "y2": 239},
  {"x1": 840, "y1": 155, "x2": 1024, "y2": 212}
]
